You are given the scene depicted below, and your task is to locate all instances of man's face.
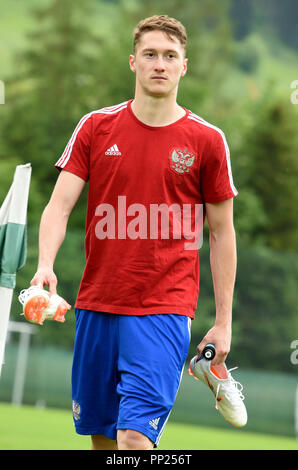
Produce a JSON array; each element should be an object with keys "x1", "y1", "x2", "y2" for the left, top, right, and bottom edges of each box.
[{"x1": 129, "y1": 30, "x2": 188, "y2": 98}]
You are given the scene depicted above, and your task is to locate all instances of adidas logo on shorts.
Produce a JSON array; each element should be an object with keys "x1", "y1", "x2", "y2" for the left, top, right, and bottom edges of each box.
[
  {"x1": 149, "y1": 417, "x2": 160, "y2": 430},
  {"x1": 105, "y1": 144, "x2": 122, "y2": 156}
]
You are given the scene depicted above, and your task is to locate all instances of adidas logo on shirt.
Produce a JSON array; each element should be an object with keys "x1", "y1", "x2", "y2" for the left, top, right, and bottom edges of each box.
[
  {"x1": 149, "y1": 417, "x2": 160, "y2": 430},
  {"x1": 105, "y1": 144, "x2": 122, "y2": 156}
]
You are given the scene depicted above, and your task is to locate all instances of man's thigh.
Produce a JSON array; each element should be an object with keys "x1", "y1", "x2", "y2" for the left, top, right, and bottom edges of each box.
[
  {"x1": 71, "y1": 310, "x2": 120, "y2": 440},
  {"x1": 71, "y1": 310, "x2": 191, "y2": 446},
  {"x1": 116, "y1": 314, "x2": 191, "y2": 446}
]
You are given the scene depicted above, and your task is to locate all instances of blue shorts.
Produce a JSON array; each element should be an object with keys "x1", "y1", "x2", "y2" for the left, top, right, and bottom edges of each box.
[{"x1": 71, "y1": 309, "x2": 191, "y2": 446}]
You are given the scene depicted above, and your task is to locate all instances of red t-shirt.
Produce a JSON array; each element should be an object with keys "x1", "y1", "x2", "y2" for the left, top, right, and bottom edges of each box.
[{"x1": 55, "y1": 99, "x2": 238, "y2": 318}]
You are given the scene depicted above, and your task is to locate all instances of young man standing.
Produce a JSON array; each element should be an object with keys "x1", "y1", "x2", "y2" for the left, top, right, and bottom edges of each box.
[{"x1": 31, "y1": 15, "x2": 239, "y2": 450}]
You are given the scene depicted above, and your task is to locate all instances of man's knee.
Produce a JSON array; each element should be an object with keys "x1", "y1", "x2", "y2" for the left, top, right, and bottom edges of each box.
[
  {"x1": 91, "y1": 434, "x2": 118, "y2": 450},
  {"x1": 117, "y1": 429, "x2": 154, "y2": 450}
]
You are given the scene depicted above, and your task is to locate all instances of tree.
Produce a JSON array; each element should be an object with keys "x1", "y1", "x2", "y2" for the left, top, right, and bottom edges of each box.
[
  {"x1": 1, "y1": 0, "x2": 102, "y2": 227},
  {"x1": 244, "y1": 87, "x2": 298, "y2": 251}
]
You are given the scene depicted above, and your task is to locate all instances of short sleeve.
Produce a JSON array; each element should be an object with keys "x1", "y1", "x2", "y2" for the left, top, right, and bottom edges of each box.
[
  {"x1": 200, "y1": 128, "x2": 238, "y2": 203},
  {"x1": 55, "y1": 113, "x2": 92, "y2": 182}
]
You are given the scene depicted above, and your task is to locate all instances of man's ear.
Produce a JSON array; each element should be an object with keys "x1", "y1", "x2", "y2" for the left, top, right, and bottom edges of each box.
[
  {"x1": 129, "y1": 54, "x2": 136, "y2": 73},
  {"x1": 181, "y1": 57, "x2": 188, "y2": 77}
]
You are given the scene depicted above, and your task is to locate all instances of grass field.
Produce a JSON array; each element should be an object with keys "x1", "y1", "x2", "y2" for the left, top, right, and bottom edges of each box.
[
  {"x1": 2, "y1": 346, "x2": 297, "y2": 440},
  {"x1": 0, "y1": 403, "x2": 297, "y2": 450}
]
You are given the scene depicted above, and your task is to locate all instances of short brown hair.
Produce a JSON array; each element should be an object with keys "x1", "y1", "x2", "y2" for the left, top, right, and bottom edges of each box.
[{"x1": 133, "y1": 15, "x2": 187, "y2": 54}]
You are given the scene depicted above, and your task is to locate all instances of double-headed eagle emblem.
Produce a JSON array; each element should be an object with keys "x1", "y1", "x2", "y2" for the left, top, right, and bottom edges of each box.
[{"x1": 170, "y1": 149, "x2": 195, "y2": 174}]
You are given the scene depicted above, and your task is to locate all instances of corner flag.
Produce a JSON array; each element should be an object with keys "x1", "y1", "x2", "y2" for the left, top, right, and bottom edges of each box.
[{"x1": 0, "y1": 163, "x2": 31, "y2": 375}]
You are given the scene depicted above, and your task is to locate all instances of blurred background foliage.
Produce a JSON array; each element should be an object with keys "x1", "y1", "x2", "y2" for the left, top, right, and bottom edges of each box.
[{"x1": 0, "y1": 0, "x2": 298, "y2": 375}]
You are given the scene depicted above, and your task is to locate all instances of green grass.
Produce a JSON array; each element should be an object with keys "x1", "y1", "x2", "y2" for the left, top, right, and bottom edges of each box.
[
  {"x1": 162, "y1": 422, "x2": 298, "y2": 450},
  {"x1": 2, "y1": 345, "x2": 297, "y2": 438},
  {"x1": 0, "y1": 403, "x2": 297, "y2": 450}
]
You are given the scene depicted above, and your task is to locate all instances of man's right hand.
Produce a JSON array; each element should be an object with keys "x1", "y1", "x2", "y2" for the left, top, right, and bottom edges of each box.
[{"x1": 30, "y1": 267, "x2": 58, "y2": 295}]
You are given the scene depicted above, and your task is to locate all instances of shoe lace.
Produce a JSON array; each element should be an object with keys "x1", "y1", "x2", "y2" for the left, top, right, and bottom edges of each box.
[
  {"x1": 215, "y1": 367, "x2": 245, "y2": 410},
  {"x1": 18, "y1": 285, "x2": 44, "y2": 306}
]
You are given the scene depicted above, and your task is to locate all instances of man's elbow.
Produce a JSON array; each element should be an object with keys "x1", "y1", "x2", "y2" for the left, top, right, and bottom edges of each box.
[{"x1": 209, "y1": 222, "x2": 236, "y2": 243}]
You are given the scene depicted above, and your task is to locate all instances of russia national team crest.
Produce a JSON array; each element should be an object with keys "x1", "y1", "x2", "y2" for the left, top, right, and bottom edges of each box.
[
  {"x1": 170, "y1": 148, "x2": 196, "y2": 175},
  {"x1": 72, "y1": 400, "x2": 81, "y2": 421}
]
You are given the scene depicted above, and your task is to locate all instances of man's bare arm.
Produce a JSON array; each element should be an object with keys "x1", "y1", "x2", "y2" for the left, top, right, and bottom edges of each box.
[
  {"x1": 197, "y1": 198, "x2": 237, "y2": 365},
  {"x1": 30, "y1": 170, "x2": 86, "y2": 293}
]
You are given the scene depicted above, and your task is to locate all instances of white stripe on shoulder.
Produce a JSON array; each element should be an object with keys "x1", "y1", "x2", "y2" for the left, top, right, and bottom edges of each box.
[
  {"x1": 188, "y1": 112, "x2": 238, "y2": 196},
  {"x1": 56, "y1": 112, "x2": 92, "y2": 168},
  {"x1": 56, "y1": 102, "x2": 128, "y2": 168},
  {"x1": 188, "y1": 111, "x2": 206, "y2": 123},
  {"x1": 95, "y1": 101, "x2": 128, "y2": 115}
]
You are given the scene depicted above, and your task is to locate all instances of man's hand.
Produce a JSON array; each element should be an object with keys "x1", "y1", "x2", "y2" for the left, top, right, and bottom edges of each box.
[
  {"x1": 30, "y1": 267, "x2": 58, "y2": 295},
  {"x1": 197, "y1": 323, "x2": 231, "y2": 366}
]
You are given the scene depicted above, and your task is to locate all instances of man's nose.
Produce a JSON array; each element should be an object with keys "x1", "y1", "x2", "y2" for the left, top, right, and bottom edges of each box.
[{"x1": 154, "y1": 56, "x2": 165, "y2": 71}]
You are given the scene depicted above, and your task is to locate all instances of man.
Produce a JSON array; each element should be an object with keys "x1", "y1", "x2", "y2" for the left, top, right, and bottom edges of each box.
[{"x1": 31, "y1": 15, "x2": 238, "y2": 450}]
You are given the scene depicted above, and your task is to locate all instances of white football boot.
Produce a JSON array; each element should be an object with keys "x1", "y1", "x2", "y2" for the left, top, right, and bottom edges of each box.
[
  {"x1": 189, "y1": 355, "x2": 247, "y2": 428},
  {"x1": 18, "y1": 285, "x2": 71, "y2": 325}
]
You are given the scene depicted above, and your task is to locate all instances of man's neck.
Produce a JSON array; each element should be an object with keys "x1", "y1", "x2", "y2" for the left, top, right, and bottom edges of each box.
[{"x1": 131, "y1": 93, "x2": 185, "y2": 127}]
